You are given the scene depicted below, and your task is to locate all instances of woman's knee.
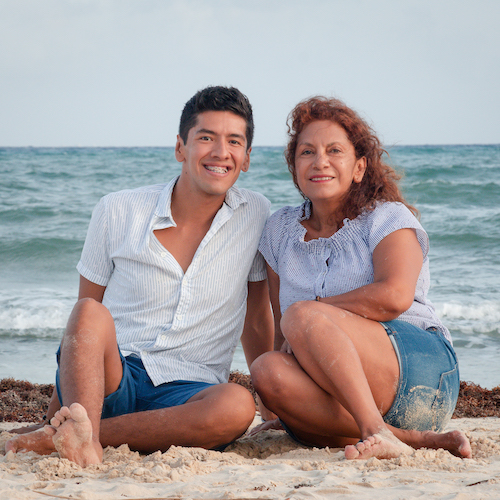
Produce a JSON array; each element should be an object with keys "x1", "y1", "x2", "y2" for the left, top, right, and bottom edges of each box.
[
  {"x1": 280, "y1": 301, "x2": 330, "y2": 343},
  {"x1": 250, "y1": 352, "x2": 293, "y2": 402}
]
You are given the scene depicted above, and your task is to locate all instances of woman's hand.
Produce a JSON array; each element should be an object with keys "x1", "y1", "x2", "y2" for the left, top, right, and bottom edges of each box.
[
  {"x1": 280, "y1": 340, "x2": 293, "y2": 355},
  {"x1": 256, "y1": 394, "x2": 277, "y2": 422},
  {"x1": 248, "y1": 418, "x2": 284, "y2": 436}
]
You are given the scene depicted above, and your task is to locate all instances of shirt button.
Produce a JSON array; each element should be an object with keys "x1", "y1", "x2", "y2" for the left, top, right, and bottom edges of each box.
[
  {"x1": 177, "y1": 315, "x2": 183, "y2": 320},
  {"x1": 161, "y1": 334, "x2": 167, "y2": 340},
  {"x1": 160, "y1": 252, "x2": 167, "y2": 258}
]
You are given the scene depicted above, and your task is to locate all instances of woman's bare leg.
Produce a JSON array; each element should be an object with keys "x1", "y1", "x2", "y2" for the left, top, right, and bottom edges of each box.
[{"x1": 251, "y1": 301, "x2": 471, "y2": 459}]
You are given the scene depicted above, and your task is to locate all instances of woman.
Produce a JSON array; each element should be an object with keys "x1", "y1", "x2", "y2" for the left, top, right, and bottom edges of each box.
[{"x1": 251, "y1": 97, "x2": 471, "y2": 460}]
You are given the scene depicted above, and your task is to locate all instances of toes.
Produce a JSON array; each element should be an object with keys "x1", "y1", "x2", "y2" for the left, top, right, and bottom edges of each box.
[
  {"x1": 68, "y1": 402, "x2": 88, "y2": 422},
  {"x1": 52, "y1": 405, "x2": 73, "y2": 426},
  {"x1": 44, "y1": 425, "x2": 57, "y2": 437},
  {"x1": 344, "y1": 444, "x2": 361, "y2": 460}
]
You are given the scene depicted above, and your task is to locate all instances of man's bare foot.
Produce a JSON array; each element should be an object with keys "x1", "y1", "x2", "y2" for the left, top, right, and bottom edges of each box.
[
  {"x1": 8, "y1": 423, "x2": 45, "y2": 435},
  {"x1": 345, "y1": 429, "x2": 413, "y2": 460},
  {"x1": 44, "y1": 402, "x2": 102, "y2": 467},
  {"x1": 5, "y1": 428, "x2": 56, "y2": 456}
]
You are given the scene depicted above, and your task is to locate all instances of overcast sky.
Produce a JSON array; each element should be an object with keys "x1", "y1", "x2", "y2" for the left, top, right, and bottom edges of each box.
[{"x1": 1, "y1": 0, "x2": 499, "y2": 147}]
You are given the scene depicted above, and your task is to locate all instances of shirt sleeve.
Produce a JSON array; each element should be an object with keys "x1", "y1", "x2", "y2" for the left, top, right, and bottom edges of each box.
[
  {"x1": 367, "y1": 202, "x2": 429, "y2": 259},
  {"x1": 76, "y1": 196, "x2": 114, "y2": 286},
  {"x1": 258, "y1": 207, "x2": 289, "y2": 275},
  {"x1": 247, "y1": 251, "x2": 267, "y2": 282}
]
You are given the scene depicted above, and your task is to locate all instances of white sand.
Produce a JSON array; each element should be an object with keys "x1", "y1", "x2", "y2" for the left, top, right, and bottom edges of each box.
[{"x1": 1, "y1": 416, "x2": 500, "y2": 499}]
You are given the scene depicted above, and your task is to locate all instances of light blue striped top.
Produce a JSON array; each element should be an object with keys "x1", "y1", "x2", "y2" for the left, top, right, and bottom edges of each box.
[
  {"x1": 77, "y1": 177, "x2": 271, "y2": 385},
  {"x1": 259, "y1": 200, "x2": 451, "y2": 342}
]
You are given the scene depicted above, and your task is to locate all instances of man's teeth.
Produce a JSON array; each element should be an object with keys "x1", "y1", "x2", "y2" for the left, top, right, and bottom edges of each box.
[{"x1": 206, "y1": 166, "x2": 228, "y2": 174}]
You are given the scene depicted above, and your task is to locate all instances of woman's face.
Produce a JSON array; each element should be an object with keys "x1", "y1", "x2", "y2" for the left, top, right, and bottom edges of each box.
[{"x1": 294, "y1": 120, "x2": 366, "y2": 205}]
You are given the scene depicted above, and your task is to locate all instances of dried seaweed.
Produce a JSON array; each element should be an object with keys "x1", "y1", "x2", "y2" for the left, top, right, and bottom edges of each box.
[{"x1": 1, "y1": 376, "x2": 498, "y2": 423}]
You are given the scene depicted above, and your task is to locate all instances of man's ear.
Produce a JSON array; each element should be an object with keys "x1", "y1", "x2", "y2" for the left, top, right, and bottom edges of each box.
[
  {"x1": 241, "y1": 147, "x2": 251, "y2": 172},
  {"x1": 175, "y1": 135, "x2": 185, "y2": 162}
]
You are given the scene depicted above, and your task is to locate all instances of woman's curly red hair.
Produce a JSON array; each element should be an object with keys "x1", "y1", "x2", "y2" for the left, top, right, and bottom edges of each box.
[{"x1": 285, "y1": 96, "x2": 418, "y2": 222}]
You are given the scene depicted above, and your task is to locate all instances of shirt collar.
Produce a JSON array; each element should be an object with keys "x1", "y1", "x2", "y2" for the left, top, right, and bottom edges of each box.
[{"x1": 154, "y1": 176, "x2": 247, "y2": 220}]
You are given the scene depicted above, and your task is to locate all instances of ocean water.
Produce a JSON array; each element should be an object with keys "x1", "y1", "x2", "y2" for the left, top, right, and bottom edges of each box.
[{"x1": 1, "y1": 145, "x2": 499, "y2": 387}]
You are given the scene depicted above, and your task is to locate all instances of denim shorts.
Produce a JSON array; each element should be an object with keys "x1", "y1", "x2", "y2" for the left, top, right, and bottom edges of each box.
[
  {"x1": 280, "y1": 319, "x2": 459, "y2": 445},
  {"x1": 381, "y1": 320, "x2": 459, "y2": 432},
  {"x1": 56, "y1": 351, "x2": 216, "y2": 420}
]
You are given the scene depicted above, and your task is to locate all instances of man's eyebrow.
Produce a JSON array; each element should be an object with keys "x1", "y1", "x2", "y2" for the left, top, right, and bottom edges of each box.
[
  {"x1": 195, "y1": 128, "x2": 246, "y2": 140},
  {"x1": 195, "y1": 128, "x2": 216, "y2": 136}
]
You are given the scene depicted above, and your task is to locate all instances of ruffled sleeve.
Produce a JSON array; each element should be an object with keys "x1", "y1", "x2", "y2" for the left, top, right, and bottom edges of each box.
[{"x1": 367, "y1": 202, "x2": 429, "y2": 259}]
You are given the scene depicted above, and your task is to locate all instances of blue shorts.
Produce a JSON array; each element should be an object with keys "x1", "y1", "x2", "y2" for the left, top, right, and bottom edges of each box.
[
  {"x1": 55, "y1": 351, "x2": 216, "y2": 420},
  {"x1": 280, "y1": 319, "x2": 459, "y2": 445},
  {"x1": 381, "y1": 320, "x2": 459, "y2": 432}
]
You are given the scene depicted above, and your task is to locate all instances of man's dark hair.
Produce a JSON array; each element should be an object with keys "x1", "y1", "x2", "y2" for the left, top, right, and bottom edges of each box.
[{"x1": 179, "y1": 86, "x2": 254, "y2": 149}]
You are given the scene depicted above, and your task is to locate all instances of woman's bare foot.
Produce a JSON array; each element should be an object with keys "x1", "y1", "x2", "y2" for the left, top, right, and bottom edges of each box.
[
  {"x1": 345, "y1": 429, "x2": 413, "y2": 460},
  {"x1": 5, "y1": 428, "x2": 56, "y2": 456},
  {"x1": 44, "y1": 402, "x2": 103, "y2": 467},
  {"x1": 419, "y1": 429, "x2": 472, "y2": 459}
]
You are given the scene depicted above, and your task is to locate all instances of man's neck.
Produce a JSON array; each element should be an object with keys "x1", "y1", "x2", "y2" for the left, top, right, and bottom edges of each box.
[{"x1": 170, "y1": 182, "x2": 227, "y2": 227}]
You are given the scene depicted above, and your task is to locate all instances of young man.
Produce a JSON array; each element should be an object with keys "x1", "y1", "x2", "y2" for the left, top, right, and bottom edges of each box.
[{"x1": 6, "y1": 86, "x2": 273, "y2": 466}]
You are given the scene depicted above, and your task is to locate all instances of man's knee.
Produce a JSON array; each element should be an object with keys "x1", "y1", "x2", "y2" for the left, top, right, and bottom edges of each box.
[
  {"x1": 196, "y1": 384, "x2": 255, "y2": 443},
  {"x1": 65, "y1": 298, "x2": 114, "y2": 339},
  {"x1": 221, "y1": 383, "x2": 256, "y2": 424},
  {"x1": 71, "y1": 298, "x2": 110, "y2": 321}
]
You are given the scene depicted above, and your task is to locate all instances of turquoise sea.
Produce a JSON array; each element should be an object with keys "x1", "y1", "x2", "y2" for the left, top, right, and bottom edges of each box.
[{"x1": 1, "y1": 146, "x2": 499, "y2": 387}]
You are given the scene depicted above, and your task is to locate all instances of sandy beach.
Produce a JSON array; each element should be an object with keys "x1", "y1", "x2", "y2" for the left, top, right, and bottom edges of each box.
[
  {"x1": 0, "y1": 417, "x2": 500, "y2": 500},
  {"x1": 1, "y1": 416, "x2": 500, "y2": 499},
  {"x1": 2, "y1": 376, "x2": 500, "y2": 500}
]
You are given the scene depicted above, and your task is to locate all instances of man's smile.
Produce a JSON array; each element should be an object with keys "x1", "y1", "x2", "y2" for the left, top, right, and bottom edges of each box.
[{"x1": 204, "y1": 165, "x2": 229, "y2": 174}]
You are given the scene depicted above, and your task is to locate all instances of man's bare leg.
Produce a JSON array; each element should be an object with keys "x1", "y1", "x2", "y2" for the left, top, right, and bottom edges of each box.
[
  {"x1": 6, "y1": 380, "x2": 256, "y2": 457},
  {"x1": 6, "y1": 299, "x2": 256, "y2": 460},
  {"x1": 6, "y1": 298, "x2": 122, "y2": 465},
  {"x1": 95, "y1": 382, "x2": 256, "y2": 452}
]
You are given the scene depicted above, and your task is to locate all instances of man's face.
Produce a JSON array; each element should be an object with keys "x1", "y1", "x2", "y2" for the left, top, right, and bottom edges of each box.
[{"x1": 175, "y1": 111, "x2": 251, "y2": 199}]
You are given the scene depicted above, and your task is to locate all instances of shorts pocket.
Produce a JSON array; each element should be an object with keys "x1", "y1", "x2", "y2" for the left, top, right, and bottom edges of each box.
[{"x1": 431, "y1": 363, "x2": 459, "y2": 432}]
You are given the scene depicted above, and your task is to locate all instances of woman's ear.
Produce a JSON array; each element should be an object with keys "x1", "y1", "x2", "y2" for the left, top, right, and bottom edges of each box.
[{"x1": 353, "y1": 156, "x2": 367, "y2": 183}]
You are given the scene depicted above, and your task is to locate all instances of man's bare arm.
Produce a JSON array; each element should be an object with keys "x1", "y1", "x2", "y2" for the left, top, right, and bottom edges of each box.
[
  {"x1": 240, "y1": 279, "x2": 274, "y2": 368},
  {"x1": 79, "y1": 276, "x2": 106, "y2": 302},
  {"x1": 240, "y1": 279, "x2": 275, "y2": 421}
]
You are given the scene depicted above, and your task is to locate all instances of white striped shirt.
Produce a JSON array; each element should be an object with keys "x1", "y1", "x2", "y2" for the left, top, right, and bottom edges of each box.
[
  {"x1": 77, "y1": 177, "x2": 271, "y2": 385},
  {"x1": 259, "y1": 201, "x2": 451, "y2": 342}
]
